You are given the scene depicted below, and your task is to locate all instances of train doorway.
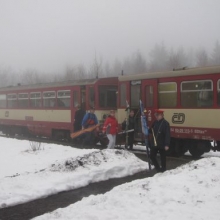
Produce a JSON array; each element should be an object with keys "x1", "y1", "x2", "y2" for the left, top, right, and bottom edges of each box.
[{"x1": 141, "y1": 79, "x2": 158, "y2": 128}]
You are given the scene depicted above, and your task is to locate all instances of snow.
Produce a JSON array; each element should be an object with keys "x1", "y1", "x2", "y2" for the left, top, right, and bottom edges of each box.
[
  {"x1": 33, "y1": 157, "x2": 220, "y2": 220},
  {"x1": 1, "y1": 136, "x2": 220, "y2": 220},
  {"x1": 0, "y1": 137, "x2": 148, "y2": 208}
]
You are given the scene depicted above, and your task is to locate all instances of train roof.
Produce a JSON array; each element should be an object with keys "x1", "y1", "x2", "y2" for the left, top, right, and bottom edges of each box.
[
  {"x1": 0, "y1": 77, "x2": 118, "y2": 92},
  {"x1": 118, "y1": 65, "x2": 220, "y2": 81}
]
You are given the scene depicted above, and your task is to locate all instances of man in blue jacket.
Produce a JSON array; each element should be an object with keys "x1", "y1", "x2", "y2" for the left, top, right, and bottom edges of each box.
[{"x1": 81, "y1": 107, "x2": 98, "y2": 147}]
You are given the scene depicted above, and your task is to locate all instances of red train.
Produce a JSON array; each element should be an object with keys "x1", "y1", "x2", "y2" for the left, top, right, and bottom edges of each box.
[
  {"x1": 118, "y1": 65, "x2": 220, "y2": 157},
  {"x1": 0, "y1": 77, "x2": 118, "y2": 140},
  {"x1": 0, "y1": 66, "x2": 220, "y2": 157}
]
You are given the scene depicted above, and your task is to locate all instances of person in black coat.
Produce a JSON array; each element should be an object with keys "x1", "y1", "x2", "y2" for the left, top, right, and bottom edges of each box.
[
  {"x1": 149, "y1": 109, "x2": 170, "y2": 172},
  {"x1": 122, "y1": 110, "x2": 135, "y2": 150},
  {"x1": 74, "y1": 105, "x2": 86, "y2": 132}
]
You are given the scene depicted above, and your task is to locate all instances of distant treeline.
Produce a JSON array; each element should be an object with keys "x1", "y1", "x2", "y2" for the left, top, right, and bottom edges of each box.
[{"x1": 0, "y1": 41, "x2": 220, "y2": 87}]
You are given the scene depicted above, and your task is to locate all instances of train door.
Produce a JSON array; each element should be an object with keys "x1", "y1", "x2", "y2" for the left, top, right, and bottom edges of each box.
[{"x1": 142, "y1": 79, "x2": 158, "y2": 127}]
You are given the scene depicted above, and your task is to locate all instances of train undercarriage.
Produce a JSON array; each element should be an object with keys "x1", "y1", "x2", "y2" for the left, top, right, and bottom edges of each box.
[{"x1": 0, "y1": 124, "x2": 220, "y2": 158}]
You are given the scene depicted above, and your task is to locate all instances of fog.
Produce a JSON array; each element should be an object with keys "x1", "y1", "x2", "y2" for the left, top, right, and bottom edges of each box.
[{"x1": 0, "y1": 0, "x2": 220, "y2": 84}]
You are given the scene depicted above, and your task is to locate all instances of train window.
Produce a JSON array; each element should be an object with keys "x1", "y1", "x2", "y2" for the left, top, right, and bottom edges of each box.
[
  {"x1": 0, "y1": 94, "x2": 6, "y2": 108},
  {"x1": 98, "y1": 85, "x2": 117, "y2": 108},
  {"x1": 30, "y1": 92, "x2": 42, "y2": 108},
  {"x1": 181, "y1": 80, "x2": 213, "y2": 107},
  {"x1": 57, "y1": 90, "x2": 70, "y2": 108},
  {"x1": 7, "y1": 93, "x2": 17, "y2": 108},
  {"x1": 158, "y1": 82, "x2": 177, "y2": 108},
  {"x1": 89, "y1": 87, "x2": 95, "y2": 108},
  {"x1": 43, "y1": 91, "x2": 56, "y2": 108},
  {"x1": 18, "y1": 93, "x2": 29, "y2": 108},
  {"x1": 217, "y1": 80, "x2": 220, "y2": 106},
  {"x1": 120, "y1": 84, "x2": 126, "y2": 107},
  {"x1": 131, "y1": 83, "x2": 141, "y2": 108},
  {"x1": 145, "y1": 85, "x2": 153, "y2": 107}
]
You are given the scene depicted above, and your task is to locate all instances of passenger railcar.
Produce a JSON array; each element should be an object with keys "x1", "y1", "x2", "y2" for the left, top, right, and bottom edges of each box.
[
  {"x1": 0, "y1": 77, "x2": 118, "y2": 140},
  {"x1": 118, "y1": 66, "x2": 220, "y2": 157}
]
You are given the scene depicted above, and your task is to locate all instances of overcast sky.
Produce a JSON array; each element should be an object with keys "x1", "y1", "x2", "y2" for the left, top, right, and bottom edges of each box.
[{"x1": 0, "y1": 0, "x2": 220, "y2": 73}]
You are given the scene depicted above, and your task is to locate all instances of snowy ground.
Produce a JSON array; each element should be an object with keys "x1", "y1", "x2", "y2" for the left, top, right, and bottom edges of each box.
[
  {"x1": 1, "y1": 136, "x2": 220, "y2": 220},
  {"x1": 33, "y1": 157, "x2": 220, "y2": 220},
  {"x1": 0, "y1": 137, "x2": 148, "y2": 209}
]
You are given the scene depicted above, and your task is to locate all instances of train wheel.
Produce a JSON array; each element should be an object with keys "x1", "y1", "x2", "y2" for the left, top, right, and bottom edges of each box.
[
  {"x1": 7, "y1": 127, "x2": 15, "y2": 137},
  {"x1": 174, "y1": 140, "x2": 187, "y2": 157},
  {"x1": 189, "y1": 141, "x2": 206, "y2": 158},
  {"x1": 216, "y1": 141, "x2": 220, "y2": 151},
  {"x1": 203, "y1": 141, "x2": 211, "y2": 153}
]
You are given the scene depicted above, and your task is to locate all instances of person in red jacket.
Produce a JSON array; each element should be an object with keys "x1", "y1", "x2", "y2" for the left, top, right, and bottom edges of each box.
[{"x1": 102, "y1": 110, "x2": 118, "y2": 149}]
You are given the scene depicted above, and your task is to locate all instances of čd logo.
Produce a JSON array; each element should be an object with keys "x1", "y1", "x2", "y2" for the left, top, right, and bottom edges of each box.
[{"x1": 172, "y1": 113, "x2": 185, "y2": 124}]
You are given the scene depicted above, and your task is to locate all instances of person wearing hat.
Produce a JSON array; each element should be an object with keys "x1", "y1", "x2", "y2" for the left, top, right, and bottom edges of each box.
[
  {"x1": 102, "y1": 110, "x2": 118, "y2": 149},
  {"x1": 81, "y1": 106, "x2": 98, "y2": 147},
  {"x1": 149, "y1": 109, "x2": 170, "y2": 172}
]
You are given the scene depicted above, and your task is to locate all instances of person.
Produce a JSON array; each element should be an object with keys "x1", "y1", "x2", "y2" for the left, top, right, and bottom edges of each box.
[
  {"x1": 149, "y1": 109, "x2": 170, "y2": 172},
  {"x1": 81, "y1": 106, "x2": 98, "y2": 146},
  {"x1": 102, "y1": 110, "x2": 118, "y2": 149},
  {"x1": 74, "y1": 105, "x2": 86, "y2": 132},
  {"x1": 122, "y1": 110, "x2": 135, "y2": 150}
]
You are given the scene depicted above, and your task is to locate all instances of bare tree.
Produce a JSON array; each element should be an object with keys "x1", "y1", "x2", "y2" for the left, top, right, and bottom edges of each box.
[
  {"x1": 196, "y1": 48, "x2": 210, "y2": 67},
  {"x1": 64, "y1": 65, "x2": 76, "y2": 81},
  {"x1": 76, "y1": 64, "x2": 87, "y2": 79},
  {"x1": 132, "y1": 51, "x2": 148, "y2": 74},
  {"x1": 0, "y1": 68, "x2": 10, "y2": 87},
  {"x1": 122, "y1": 51, "x2": 147, "y2": 75},
  {"x1": 167, "y1": 47, "x2": 187, "y2": 70},
  {"x1": 211, "y1": 41, "x2": 220, "y2": 65},
  {"x1": 103, "y1": 62, "x2": 112, "y2": 77},
  {"x1": 112, "y1": 59, "x2": 122, "y2": 76},
  {"x1": 0, "y1": 66, "x2": 17, "y2": 87},
  {"x1": 149, "y1": 43, "x2": 168, "y2": 72},
  {"x1": 20, "y1": 69, "x2": 43, "y2": 85},
  {"x1": 122, "y1": 57, "x2": 132, "y2": 75},
  {"x1": 89, "y1": 54, "x2": 103, "y2": 78}
]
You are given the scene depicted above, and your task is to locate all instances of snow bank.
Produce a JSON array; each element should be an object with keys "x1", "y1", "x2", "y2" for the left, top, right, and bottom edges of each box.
[
  {"x1": 33, "y1": 157, "x2": 220, "y2": 220},
  {"x1": 0, "y1": 137, "x2": 96, "y2": 178},
  {"x1": 0, "y1": 147, "x2": 148, "y2": 208}
]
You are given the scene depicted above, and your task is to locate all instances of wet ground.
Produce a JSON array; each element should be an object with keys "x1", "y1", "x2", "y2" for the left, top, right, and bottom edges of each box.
[{"x1": 0, "y1": 154, "x2": 193, "y2": 220}]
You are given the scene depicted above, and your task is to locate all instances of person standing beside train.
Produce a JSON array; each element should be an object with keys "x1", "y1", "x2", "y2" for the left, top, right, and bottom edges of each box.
[
  {"x1": 81, "y1": 106, "x2": 98, "y2": 147},
  {"x1": 74, "y1": 104, "x2": 86, "y2": 132},
  {"x1": 150, "y1": 109, "x2": 170, "y2": 172},
  {"x1": 121, "y1": 110, "x2": 135, "y2": 150},
  {"x1": 103, "y1": 110, "x2": 118, "y2": 149}
]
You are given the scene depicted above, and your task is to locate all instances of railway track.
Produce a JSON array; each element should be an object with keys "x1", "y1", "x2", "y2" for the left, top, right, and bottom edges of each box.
[{"x1": 0, "y1": 133, "x2": 202, "y2": 162}]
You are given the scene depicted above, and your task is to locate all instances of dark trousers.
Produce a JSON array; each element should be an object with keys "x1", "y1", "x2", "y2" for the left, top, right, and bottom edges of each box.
[
  {"x1": 128, "y1": 132, "x2": 134, "y2": 149},
  {"x1": 74, "y1": 123, "x2": 81, "y2": 132},
  {"x1": 150, "y1": 148, "x2": 166, "y2": 172},
  {"x1": 82, "y1": 132, "x2": 94, "y2": 146}
]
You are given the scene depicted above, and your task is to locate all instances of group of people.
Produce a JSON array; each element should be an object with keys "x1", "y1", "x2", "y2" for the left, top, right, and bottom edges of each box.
[
  {"x1": 73, "y1": 105, "x2": 170, "y2": 173},
  {"x1": 121, "y1": 108, "x2": 170, "y2": 173},
  {"x1": 73, "y1": 105, "x2": 119, "y2": 148}
]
